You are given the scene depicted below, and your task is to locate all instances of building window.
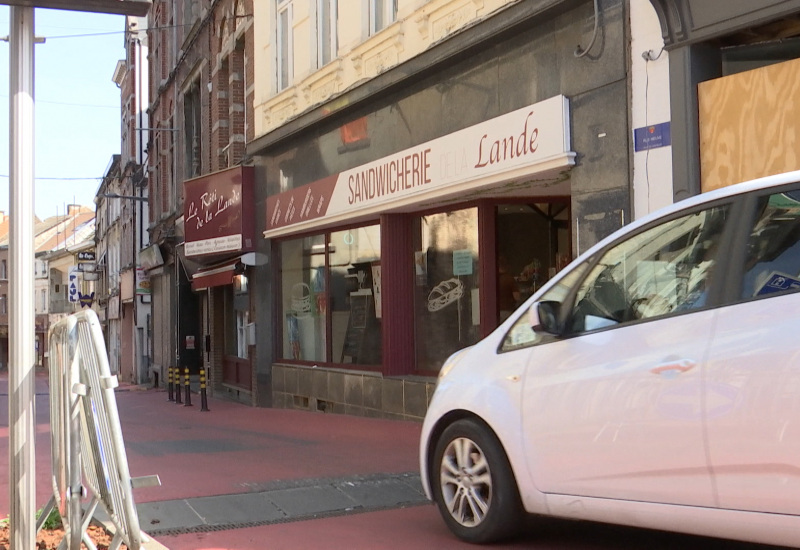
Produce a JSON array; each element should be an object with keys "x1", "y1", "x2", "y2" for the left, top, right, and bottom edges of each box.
[
  {"x1": 0, "y1": 259, "x2": 6, "y2": 279},
  {"x1": 277, "y1": 0, "x2": 293, "y2": 91},
  {"x1": 0, "y1": 294, "x2": 6, "y2": 315},
  {"x1": 369, "y1": 0, "x2": 396, "y2": 35},
  {"x1": 184, "y1": 80, "x2": 202, "y2": 178},
  {"x1": 413, "y1": 207, "x2": 481, "y2": 372},
  {"x1": 236, "y1": 310, "x2": 249, "y2": 359},
  {"x1": 280, "y1": 224, "x2": 381, "y2": 365},
  {"x1": 316, "y1": 0, "x2": 337, "y2": 67},
  {"x1": 39, "y1": 289, "x2": 46, "y2": 313}
]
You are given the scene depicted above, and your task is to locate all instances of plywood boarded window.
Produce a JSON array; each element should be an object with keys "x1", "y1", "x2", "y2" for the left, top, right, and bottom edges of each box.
[{"x1": 698, "y1": 57, "x2": 800, "y2": 192}]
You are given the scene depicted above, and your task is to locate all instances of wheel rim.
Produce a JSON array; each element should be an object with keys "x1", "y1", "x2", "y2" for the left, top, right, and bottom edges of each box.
[{"x1": 439, "y1": 436, "x2": 492, "y2": 527}]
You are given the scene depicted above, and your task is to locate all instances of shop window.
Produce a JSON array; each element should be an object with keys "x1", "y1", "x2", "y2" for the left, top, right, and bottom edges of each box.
[
  {"x1": 236, "y1": 310, "x2": 249, "y2": 359},
  {"x1": 280, "y1": 224, "x2": 381, "y2": 365},
  {"x1": 222, "y1": 283, "x2": 250, "y2": 360},
  {"x1": 413, "y1": 208, "x2": 480, "y2": 373}
]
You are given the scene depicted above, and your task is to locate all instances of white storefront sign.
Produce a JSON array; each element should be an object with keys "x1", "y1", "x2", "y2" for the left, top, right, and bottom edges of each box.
[{"x1": 265, "y1": 95, "x2": 575, "y2": 238}]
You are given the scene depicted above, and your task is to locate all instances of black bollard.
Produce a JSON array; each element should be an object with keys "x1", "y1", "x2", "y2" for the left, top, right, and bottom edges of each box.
[
  {"x1": 167, "y1": 366, "x2": 174, "y2": 401},
  {"x1": 199, "y1": 366, "x2": 210, "y2": 412},
  {"x1": 184, "y1": 367, "x2": 193, "y2": 406},
  {"x1": 175, "y1": 367, "x2": 183, "y2": 404}
]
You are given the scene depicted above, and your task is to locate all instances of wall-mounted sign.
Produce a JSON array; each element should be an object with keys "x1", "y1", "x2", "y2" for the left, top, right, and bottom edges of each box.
[
  {"x1": 68, "y1": 266, "x2": 79, "y2": 303},
  {"x1": 135, "y1": 267, "x2": 151, "y2": 295},
  {"x1": 265, "y1": 95, "x2": 575, "y2": 238},
  {"x1": 634, "y1": 122, "x2": 671, "y2": 152},
  {"x1": 184, "y1": 166, "x2": 255, "y2": 257}
]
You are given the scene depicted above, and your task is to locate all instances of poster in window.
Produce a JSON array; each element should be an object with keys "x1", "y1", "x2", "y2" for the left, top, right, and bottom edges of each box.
[{"x1": 372, "y1": 263, "x2": 382, "y2": 318}]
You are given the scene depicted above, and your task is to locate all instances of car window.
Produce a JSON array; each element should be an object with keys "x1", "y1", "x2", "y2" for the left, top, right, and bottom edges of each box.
[
  {"x1": 741, "y1": 189, "x2": 800, "y2": 298},
  {"x1": 569, "y1": 204, "x2": 730, "y2": 334},
  {"x1": 499, "y1": 257, "x2": 593, "y2": 352}
]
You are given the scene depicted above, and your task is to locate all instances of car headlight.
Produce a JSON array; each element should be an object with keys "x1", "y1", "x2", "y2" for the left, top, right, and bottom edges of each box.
[{"x1": 438, "y1": 346, "x2": 471, "y2": 384}]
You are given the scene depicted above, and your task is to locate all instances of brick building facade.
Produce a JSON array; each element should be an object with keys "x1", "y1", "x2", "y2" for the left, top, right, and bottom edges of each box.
[{"x1": 145, "y1": 0, "x2": 256, "y2": 402}]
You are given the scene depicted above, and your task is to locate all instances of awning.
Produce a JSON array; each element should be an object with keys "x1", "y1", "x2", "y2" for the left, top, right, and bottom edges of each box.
[{"x1": 191, "y1": 258, "x2": 243, "y2": 291}]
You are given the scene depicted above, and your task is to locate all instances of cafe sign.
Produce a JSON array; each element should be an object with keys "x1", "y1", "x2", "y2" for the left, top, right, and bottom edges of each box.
[
  {"x1": 265, "y1": 95, "x2": 574, "y2": 238},
  {"x1": 184, "y1": 166, "x2": 255, "y2": 257}
]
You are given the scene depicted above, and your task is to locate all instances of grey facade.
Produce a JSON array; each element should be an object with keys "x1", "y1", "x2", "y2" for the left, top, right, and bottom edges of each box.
[{"x1": 248, "y1": 0, "x2": 636, "y2": 418}]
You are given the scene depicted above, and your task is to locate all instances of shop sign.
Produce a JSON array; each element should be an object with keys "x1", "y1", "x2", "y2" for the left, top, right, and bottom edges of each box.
[
  {"x1": 68, "y1": 266, "x2": 79, "y2": 303},
  {"x1": 184, "y1": 166, "x2": 255, "y2": 257},
  {"x1": 136, "y1": 267, "x2": 151, "y2": 295},
  {"x1": 265, "y1": 95, "x2": 575, "y2": 237}
]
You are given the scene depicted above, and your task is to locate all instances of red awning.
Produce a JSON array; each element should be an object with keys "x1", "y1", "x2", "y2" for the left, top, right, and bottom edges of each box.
[{"x1": 191, "y1": 259, "x2": 241, "y2": 291}]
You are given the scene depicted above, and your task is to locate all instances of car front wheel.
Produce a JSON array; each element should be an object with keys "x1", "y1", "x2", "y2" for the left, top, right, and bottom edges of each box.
[{"x1": 431, "y1": 419, "x2": 522, "y2": 544}]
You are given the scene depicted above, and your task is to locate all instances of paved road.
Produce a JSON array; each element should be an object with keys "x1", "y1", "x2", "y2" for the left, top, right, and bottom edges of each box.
[{"x1": 1, "y1": 371, "x2": 793, "y2": 549}]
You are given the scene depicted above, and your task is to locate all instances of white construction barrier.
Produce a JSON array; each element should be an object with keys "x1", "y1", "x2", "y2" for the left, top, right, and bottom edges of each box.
[{"x1": 44, "y1": 309, "x2": 160, "y2": 550}]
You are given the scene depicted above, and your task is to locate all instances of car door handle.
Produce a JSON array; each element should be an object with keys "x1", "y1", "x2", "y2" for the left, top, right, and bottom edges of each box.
[{"x1": 650, "y1": 359, "x2": 696, "y2": 378}]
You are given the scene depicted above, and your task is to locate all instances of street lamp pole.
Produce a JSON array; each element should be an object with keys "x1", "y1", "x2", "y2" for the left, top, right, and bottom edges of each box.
[
  {"x1": 8, "y1": 7, "x2": 36, "y2": 548},
  {"x1": 4, "y1": 2, "x2": 151, "y2": 547}
]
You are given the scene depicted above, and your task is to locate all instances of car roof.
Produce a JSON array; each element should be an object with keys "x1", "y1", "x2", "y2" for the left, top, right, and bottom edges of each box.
[{"x1": 585, "y1": 169, "x2": 800, "y2": 257}]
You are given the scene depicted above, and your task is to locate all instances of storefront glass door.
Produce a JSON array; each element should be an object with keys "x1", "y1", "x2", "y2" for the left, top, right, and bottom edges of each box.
[{"x1": 496, "y1": 201, "x2": 571, "y2": 322}]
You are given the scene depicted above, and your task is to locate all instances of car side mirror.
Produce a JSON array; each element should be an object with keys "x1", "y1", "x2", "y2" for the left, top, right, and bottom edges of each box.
[{"x1": 529, "y1": 301, "x2": 560, "y2": 335}]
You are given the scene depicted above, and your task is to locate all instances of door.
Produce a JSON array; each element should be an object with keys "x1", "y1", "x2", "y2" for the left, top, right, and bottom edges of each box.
[
  {"x1": 522, "y1": 202, "x2": 732, "y2": 506},
  {"x1": 705, "y1": 186, "x2": 800, "y2": 515}
]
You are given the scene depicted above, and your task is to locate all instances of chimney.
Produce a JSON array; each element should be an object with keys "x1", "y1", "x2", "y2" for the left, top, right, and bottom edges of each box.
[
  {"x1": 67, "y1": 204, "x2": 80, "y2": 216},
  {"x1": 0, "y1": 211, "x2": 5, "y2": 224}
]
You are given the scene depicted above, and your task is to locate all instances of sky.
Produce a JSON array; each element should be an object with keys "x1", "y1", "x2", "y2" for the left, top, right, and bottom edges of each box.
[{"x1": 0, "y1": 6, "x2": 126, "y2": 220}]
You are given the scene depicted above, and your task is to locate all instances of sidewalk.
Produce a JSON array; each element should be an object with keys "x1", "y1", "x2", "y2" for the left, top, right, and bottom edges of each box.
[{"x1": 0, "y1": 370, "x2": 429, "y2": 548}]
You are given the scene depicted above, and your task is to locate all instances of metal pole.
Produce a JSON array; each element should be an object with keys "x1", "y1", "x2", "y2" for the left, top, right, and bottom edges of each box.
[{"x1": 8, "y1": 6, "x2": 36, "y2": 549}]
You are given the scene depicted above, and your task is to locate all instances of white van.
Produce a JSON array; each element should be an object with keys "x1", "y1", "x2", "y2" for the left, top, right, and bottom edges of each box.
[{"x1": 419, "y1": 170, "x2": 800, "y2": 547}]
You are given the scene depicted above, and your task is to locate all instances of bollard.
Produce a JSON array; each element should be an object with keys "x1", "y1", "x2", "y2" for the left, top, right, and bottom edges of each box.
[
  {"x1": 199, "y1": 366, "x2": 210, "y2": 412},
  {"x1": 175, "y1": 367, "x2": 183, "y2": 404},
  {"x1": 184, "y1": 367, "x2": 193, "y2": 406},
  {"x1": 167, "y1": 367, "x2": 174, "y2": 402}
]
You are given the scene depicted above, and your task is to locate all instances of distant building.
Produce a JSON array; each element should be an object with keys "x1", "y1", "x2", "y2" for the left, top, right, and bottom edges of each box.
[{"x1": 0, "y1": 204, "x2": 96, "y2": 370}]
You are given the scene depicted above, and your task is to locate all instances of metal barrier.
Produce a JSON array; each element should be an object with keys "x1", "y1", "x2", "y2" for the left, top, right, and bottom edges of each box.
[{"x1": 44, "y1": 310, "x2": 161, "y2": 550}]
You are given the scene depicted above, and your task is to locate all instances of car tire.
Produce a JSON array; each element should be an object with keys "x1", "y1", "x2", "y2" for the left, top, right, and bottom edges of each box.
[{"x1": 431, "y1": 418, "x2": 523, "y2": 544}]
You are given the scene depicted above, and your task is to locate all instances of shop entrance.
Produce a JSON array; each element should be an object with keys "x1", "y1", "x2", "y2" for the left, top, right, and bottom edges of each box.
[{"x1": 496, "y1": 201, "x2": 571, "y2": 323}]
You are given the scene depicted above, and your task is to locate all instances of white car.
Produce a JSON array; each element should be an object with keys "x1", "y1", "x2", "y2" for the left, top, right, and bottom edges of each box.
[{"x1": 420, "y1": 170, "x2": 800, "y2": 547}]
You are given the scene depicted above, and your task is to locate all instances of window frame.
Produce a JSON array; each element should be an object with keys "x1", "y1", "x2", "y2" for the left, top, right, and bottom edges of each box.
[
  {"x1": 316, "y1": 0, "x2": 338, "y2": 67},
  {"x1": 368, "y1": 0, "x2": 396, "y2": 36},
  {"x1": 277, "y1": 0, "x2": 294, "y2": 92}
]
